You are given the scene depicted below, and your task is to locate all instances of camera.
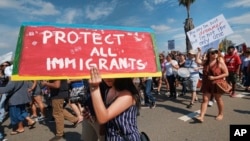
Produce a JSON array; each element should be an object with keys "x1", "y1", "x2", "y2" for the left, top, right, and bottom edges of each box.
[
  {"x1": 69, "y1": 92, "x2": 90, "y2": 106},
  {"x1": 69, "y1": 96, "x2": 81, "y2": 103}
]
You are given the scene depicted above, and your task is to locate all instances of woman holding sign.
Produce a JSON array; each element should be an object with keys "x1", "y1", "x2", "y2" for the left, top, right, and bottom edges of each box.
[
  {"x1": 195, "y1": 48, "x2": 229, "y2": 122},
  {"x1": 88, "y1": 67, "x2": 141, "y2": 140}
]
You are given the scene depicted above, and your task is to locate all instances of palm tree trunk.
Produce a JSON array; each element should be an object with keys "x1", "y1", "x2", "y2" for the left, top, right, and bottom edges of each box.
[{"x1": 184, "y1": 18, "x2": 194, "y2": 53}]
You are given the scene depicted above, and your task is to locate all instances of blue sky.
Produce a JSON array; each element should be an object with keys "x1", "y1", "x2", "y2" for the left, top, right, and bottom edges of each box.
[{"x1": 0, "y1": 0, "x2": 250, "y2": 56}]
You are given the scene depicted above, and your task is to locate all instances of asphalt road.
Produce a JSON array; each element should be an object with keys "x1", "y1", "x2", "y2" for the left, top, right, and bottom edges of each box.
[{"x1": 1, "y1": 83, "x2": 250, "y2": 141}]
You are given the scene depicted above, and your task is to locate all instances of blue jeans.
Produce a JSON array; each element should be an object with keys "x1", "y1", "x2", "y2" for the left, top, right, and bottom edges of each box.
[
  {"x1": 0, "y1": 94, "x2": 7, "y2": 122},
  {"x1": 143, "y1": 79, "x2": 155, "y2": 104},
  {"x1": 9, "y1": 104, "x2": 29, "y2": 125},
  {"x1": 0, "y1": 132, "x2": 3, "y2": 140}
]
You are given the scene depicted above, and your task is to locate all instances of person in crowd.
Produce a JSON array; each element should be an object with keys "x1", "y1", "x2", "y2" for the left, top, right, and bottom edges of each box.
[
  {"x1": 224, "y1": 46, "x2": 242, "y2": 97},
  {"x1": 241, "y1": 50, "x2": 250, "y2": 91},
  {"x1": 81, "y1": 80, "x2": 108, "y2": 141},
  {"x1": 155, "y1": 53, "x2": 169, "y2": 95},
  {"x1": 28, "y1": 80, "x2": 46, "y2": 121},
  {"x1": 141, "y1": 77, "x2": 156, "y2": 108},
  {"x1": 207, "y1": 50, "x2": 227, "y2": 107},
  {"x1": 163, "y1": 54, "x2": 179, "y2": 99},
  {"x1": 0, "y1": 65, "x2": 36, "y2": 135},
  {"x1": 0, "y1": 62, "x2": 11, "y2": 123},
  {"x1": 133, "y1": 78, "x2": 144, "y2": 104},
  {"x1": 0, "y1": 62, "x2": 11, "y2": 141},
  {"x1": 177, "y1": 53, "x2": 187, "y2": 96},
  {"x1": 196, "y1": 48, "x2": 229, "y2": 122},
  {"x1": 41, "y1": 80, "x2": 79, "y2": 141},
  {"x1": 185, "y1": 50, "x2": 202, "y2": 108},
  {"x1": 67, "y1": 79, "x2": 85, "y2": 125},
  {"x1": 88, "y1": 67, "x2": 141, "y2": 140}
]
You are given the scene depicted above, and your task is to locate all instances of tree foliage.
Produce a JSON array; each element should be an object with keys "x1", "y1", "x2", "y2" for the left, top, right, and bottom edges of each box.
[
  {"x1": 178, "y1": 0, "x2": 196, "y2": 18},
  {"x1": 219, "y1": 38, "x2": 235, "y2": 52}
]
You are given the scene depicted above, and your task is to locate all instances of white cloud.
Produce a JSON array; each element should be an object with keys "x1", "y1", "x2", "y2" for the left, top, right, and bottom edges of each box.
[
  {"x1": 143, "y1": 0, "x2": 177, "y2": 11},
  {"x1": 143, "y1": 1, "x2": 154, "y2": 11},
  {"x1": 26, "y1": 0, "x2": 60, "y2": 16},
  {"x1": 151, "y1": 24, "x2": 171, "y2": 33},
  {"x1": 0, "y1": 25, "x2": 19, "y2": 52},
  {"x1": 167, "y1": 18, "x2": 176, "y2": 23},
  {"x1": 85, "y1": 0, "x2": 117, "y2": 20},
  {"x1": 0, "y1": 0, "x2": 20, "y2": 8},
  {"x1": 0, "y1": 0, "x2": 59, "y2": 16},
  {"x1": 228, "y1": 13, "x2": 250, "y2": 24},
  {"x1": 57, "y1": 9, "x2": 82, "y2": 24},
  {"x1": 224, "y1": 0, "x2": 250, "y2": 8},
  {"x1": 119, "y1": 16, "x2": 143, "y2": 27},
  {"x1": 153, "y1": 0, "x2": 168, "y2": 4},
  {"x1": 225, "y1": 27, "x2": 250, "y2": 47},
  {"x1": 173, "y1": 33, "x2": 185, "y2": 40}
]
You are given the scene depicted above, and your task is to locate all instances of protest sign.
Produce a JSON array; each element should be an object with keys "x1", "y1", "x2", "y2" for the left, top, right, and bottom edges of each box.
[
  {"x1": 187, "y1": 14, "x2": 233, "y2": 50},
  {"x1": 11, "y1": 22, "x2": 161, "y2": 80},
  {"x1": 201, "y1": 39, "x2": 221, "y2": 54},
  {"x1": 168, "y1": 40, "x2": 175, "y2": 50}
]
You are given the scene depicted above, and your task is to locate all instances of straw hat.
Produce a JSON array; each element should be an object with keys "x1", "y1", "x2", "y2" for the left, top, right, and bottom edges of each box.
[{"x1": 188, "y1": 50, "x2": 196, "y2": 55}]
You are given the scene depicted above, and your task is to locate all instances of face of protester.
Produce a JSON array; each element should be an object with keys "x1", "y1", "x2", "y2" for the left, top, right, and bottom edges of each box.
[
  {"x1": 166, "y1": 55, "x2": 172, "y2": 61},
  {"x1": 103, "y1": 78, "x2": 115, "y2": 87},
  {"x1": 187, "y1": 53, "x2": 195, "y2": 59},
  {"x1": 0, "y1": 63, "x2": 10, "y2": 69},
  {"x1": 159, "y1": 54, "x2": 164, "y2": 61},
  {"x1": 209, "y1": 50, "x2": 218, "y2": 59},
  {"x1": 227, "y1": 48, "x2": 234, "y2": 55},
  {"x1": 179, "y1": 55, "x2": 185, "y2": 61}
]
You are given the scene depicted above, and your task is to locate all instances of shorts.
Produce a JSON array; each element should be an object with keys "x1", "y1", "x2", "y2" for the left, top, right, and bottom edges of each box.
[
  {"x1": 186, "y1": 77, "x2": 199, "y2": 92},
  {"x1": 226, "y1": 72, "x2": 237, "y2": 84}
]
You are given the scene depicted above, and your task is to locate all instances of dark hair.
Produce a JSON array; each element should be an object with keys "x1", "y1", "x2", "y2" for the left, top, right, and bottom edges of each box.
[
  {"x1": 114, "y1": 78, "x2": 140, "y2": 108},
  {"x1": 228, "y1": 45, "x2": 235, "y2": 49},
  {"x1": 2, "y1": 61, "x2": 11, "y2": 66}
]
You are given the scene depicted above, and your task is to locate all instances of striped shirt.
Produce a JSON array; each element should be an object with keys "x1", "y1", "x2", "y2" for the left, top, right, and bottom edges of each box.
[{"x1": 106, "y1": 105, "x2": 140, "y2": 141}]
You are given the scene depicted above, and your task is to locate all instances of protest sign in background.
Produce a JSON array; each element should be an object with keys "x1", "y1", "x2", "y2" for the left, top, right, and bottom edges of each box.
[
  {"x1": 168, "y1": 40, "x2": 175, "y2": 50},
  {"x1": 187, "y1": 14, "x2": 233, "y2": 50},
  {"x1": 12, "y1": 22, "x2": 161, "y2": 80}
]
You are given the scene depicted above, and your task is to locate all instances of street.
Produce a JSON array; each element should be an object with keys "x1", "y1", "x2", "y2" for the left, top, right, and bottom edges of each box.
[{"x1": 1, "y1": 84, "x2": 250, "y2": 141}]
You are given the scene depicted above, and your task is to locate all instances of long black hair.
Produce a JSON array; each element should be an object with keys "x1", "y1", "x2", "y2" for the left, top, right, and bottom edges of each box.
[{"x1": 114, "y1": 78, "x2": 141, "y2": 109}]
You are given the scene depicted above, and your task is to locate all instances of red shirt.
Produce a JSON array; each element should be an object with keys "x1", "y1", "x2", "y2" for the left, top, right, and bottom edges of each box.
[{"x1": 224, "y1": 54, "x2": 242, "y2": 72}]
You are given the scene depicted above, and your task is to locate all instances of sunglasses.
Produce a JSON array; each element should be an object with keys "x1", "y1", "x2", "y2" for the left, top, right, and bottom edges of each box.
[{"x1": 1, "y1": 64, "x2": 9, "y2": 67}]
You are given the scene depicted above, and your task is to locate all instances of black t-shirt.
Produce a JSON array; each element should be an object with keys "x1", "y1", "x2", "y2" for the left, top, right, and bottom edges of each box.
[
  {"x1": 84, "y1": 80, "x2": 109, "y2": 116},
  {"x1": 0, "y1": 75, "x2": 9, "y2": 87},
  {"x1": 50, "y1": 80, "x2": 69, "y2": 99}
]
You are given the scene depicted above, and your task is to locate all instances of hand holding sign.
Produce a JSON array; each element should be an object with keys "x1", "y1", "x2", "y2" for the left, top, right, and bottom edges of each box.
[{"x1": 89, "y1": 67, "x2": 102, "y2": 91}]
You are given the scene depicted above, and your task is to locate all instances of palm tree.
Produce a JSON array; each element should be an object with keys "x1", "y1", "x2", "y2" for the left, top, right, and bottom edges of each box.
[
  {"x1": 178, "y1": 0, "x2": 195, "y2": 19},
  {"x1": 178, "y1": 0, "x2": 196, "y2": 53}
]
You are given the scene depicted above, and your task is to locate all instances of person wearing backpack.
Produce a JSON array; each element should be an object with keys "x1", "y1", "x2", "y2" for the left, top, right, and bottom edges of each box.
[{"x1": 224, "y1": 46, "x2": 242, "y2": 97}]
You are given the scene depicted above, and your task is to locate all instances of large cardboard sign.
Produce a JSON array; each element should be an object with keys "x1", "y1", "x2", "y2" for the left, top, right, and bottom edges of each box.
[
  {"x1": 12, "y1": 22, "x2": 161, "y2": 80},
  {"x1": 187, "y1": 14, "x2": 233, "y2": 50}
]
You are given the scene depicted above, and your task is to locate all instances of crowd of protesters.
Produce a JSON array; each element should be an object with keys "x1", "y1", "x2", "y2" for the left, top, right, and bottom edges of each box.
[{"x1": 0, "y1": 44, "x2": 249, "y2": 141}]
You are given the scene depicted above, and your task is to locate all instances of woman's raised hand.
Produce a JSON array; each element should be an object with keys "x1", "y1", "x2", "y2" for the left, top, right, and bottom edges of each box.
[{"x1": 89, "y1": 67, "x2": 102, "y2": 88}]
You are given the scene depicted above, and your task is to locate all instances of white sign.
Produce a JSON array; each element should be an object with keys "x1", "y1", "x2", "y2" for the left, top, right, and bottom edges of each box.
[
  {"x1": 0, "y1": 52, "x2": 13, "y2": 64},
  {"x1": 187, "y1": 14, "x2": 233, "y2": 50},
  {"x1": 201, "y1": 39, "x2": 221, "y2": 54}
]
